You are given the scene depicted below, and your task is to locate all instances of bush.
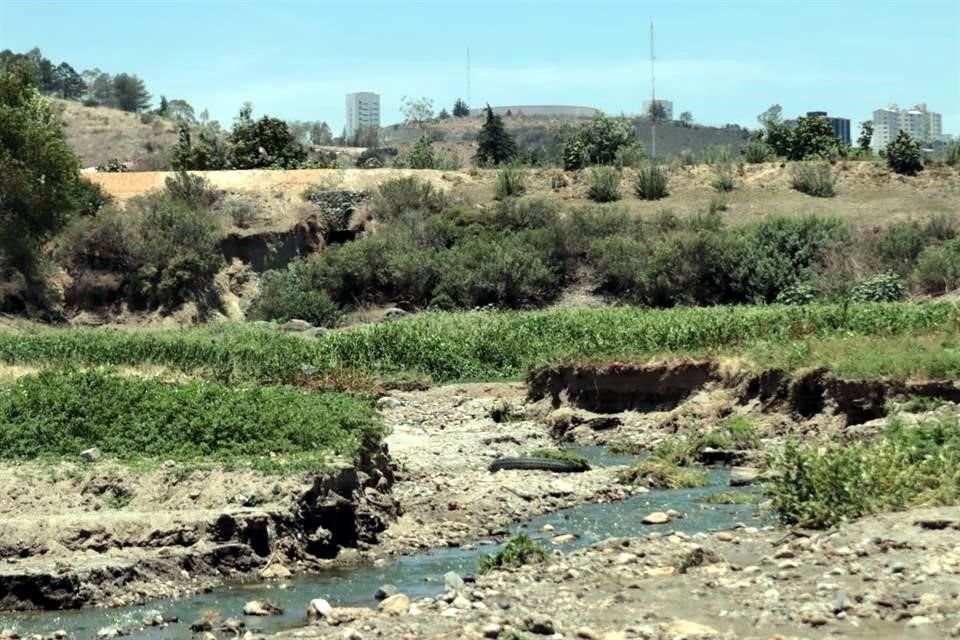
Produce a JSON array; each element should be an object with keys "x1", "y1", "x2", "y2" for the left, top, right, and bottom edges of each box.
[
  {"x1": 370, "y1": 176, "x2": 447, "y2": 220},
  {"x1": 742, "y1": 139, "x2": 773, "y2": 163},
  {"x1": 638, "y1": 230, "x2": 745, "y2": 306},
  {"x1": 886, "y1": 130, "x2": 923, "y2": 175},
  {"x1": 711, "y1": 164, "x2": 735, "y2": 192},
  {"x1": 250, "y1": 259, "x2": 342, "y2": 326},
  {"x1": 72, "y1": 178, "x2": 113, "y2": 216},
  {"x1": 527, "y1": 448, "x2": 590, "y2": 469},
  {"x1": 913, "y1": 239, "x2": 960, "y2": 294},
  {"x1": 0, "y1": 370, "x2": 380, "y2": 466},
  {"x1": 617, "y1": 459, "x2": 708, "y2": 489},
  {"x1": 130, "y1": 194, "x2": 223, "y2": 306},
  {"x1": 775, "y1": 282, "x2": 817, "y2": 305},
  {"x1": 946, "y1": 141, "x2": 960, "y2": 167},
  {"x1": 164, "y1": 170, "x2": 221, "y2": 209},
  {"x1": 585, "y1": 166, "x2": 621, "y2": 202},
  {"x1": 400, "y1": 136, "x2": 437, "y2": 169},
  {"x1": 494, "y1": 164, "x2": 526, "y2": 200},
  {"x1": 850, "y1": 272, "x2": 904, "y2": 302},
  {"x1": 479, "y1": 534, "x2": 547, "y2": 573},
  {"x1": 766, "y1": 416, "x2": 960, "y2": 528},
  {"x1": 634, "y1": 164, "x2": 669, "y2": 200},
  {"x1": 562, "y1": 113, "x2": 637, "y2": 170},
  {"x1": 96, "y1": 158, "x2": 128, "y2": 172},
  {"x1": 789, "y1": 162, "x2": 836, "y2": 197}
]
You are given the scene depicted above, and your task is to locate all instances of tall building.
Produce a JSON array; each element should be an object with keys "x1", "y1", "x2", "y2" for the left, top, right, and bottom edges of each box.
[
  {"x1": 806, "y1": 111, "x2": 851, "y2": 146},
  {"x1": 345, "y1": 92, "x2": 380, "y2": 138},
  {"x1": 871, "y1": 103, "x2": 943, "y2": 150},
  {"x1": 641, "y1": 99, "x2": 673, "y2": 121}
]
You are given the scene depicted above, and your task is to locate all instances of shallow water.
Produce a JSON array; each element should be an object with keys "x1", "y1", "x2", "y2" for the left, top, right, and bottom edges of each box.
[{"x1": 1, "y1": 450, "x2": 770, "y2": 639}]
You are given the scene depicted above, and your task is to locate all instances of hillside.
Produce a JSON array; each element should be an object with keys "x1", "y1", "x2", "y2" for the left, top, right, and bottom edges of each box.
[{"x1": 52, "y1": 98, "x2": 179, "y2": 169}]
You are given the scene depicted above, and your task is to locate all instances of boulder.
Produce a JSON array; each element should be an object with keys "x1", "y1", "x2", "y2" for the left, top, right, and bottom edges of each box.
[
  {"x1": 307, "y1": 598, "x2": 333, "y2": 622},
  {"x1": 376, "y1": 396, "x2": 403, "y2": 410},
  {"x1": 243, "y1": 600, "x2": 283, "y2": 616},
  {"x1": 377, "y1": 593, "x2": 410, "y2": 616},
  {"x1": 729, "y1": 466, "x2": 760, "y2": 486},
  {"x1": 374, "y1": 584, "x2": 398, "y2": 601},
  {"x1": 281, "y1": 319, "x2": 313, "y2": 332},
  {"x1": 80, "y1": 447, "x2": 101, "y2": 462},
  {"x1": 551, "y1": 533, "x2": 577, "y2": 545},
  {"x1": 443, "y1": 571, "x2": 466, "y2": 592},
  {"x1": 642, "y1": 511, "x2": 671, "y2": 525},
  {"x1": 259, "y1": 563, "x2": 291, "y2": 579}
]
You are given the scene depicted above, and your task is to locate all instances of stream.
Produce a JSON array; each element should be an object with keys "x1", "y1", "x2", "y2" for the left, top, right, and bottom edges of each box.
[{"x1": 1, "y1": 447, "x2": 772, "y2": 639}]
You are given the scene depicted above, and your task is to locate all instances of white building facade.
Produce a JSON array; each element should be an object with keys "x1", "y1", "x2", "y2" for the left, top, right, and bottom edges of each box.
[
  {"x1": 871, "y1": 103, "x2": 943, "y2": 150},
  {"x1": 345, "y1": 92, "x2": 380, "y2": 138}
]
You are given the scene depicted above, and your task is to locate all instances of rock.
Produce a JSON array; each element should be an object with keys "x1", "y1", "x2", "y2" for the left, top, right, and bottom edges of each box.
[
  {"x1": 243, "y1": 600, "x2": 283, "y2": 616},
  {"x1": 452, "y1": 594, "x2": 471, "y2": 609},
  {"x1": 281, "y1": 319, "x2": 313, "y2": 332},
  {"x1": 444, "y1": 571, "x2": 466, "y2": 592},
  {"x1": 523, "y1": 612, "x2": 555, "y2": 635},
  {"x1": 662, "y1": 619, "x2": 720, "y2": 639},
  {"x1": 376, "y1": 396, "x2": 403, "y2": 410},
  {"x1": 542, "y1": 524, "x2": 555, "y2": 532},
  {"x1": 907, "y1": 616, "x2": 932, "y2": 628},
  {"x1": 219, "y1": 619, "x2": 245, "y2": 633},
  {"x1": 378, "y1": 593, "x2": 410, "y2": 616},
  {"x1": 374, "y1": 584, "x2": 398, "y2": 601},
  {"x1": 95, "y1": 629, "x2": 121, "y2": 639},
  {"x1": 80, "y1": 447, "x2": 101, "y2": 462},
  {"x1": 642, "y1": 511, "x2": 671, "y2": 525},
  {"x1": 715, "y1": 531, "x2": 735, "y2": 542},
  {"x1": 480, "y1": 623, "x2": 502, "y2": 638},
  {"x1": 340, "y1": 629, "x2": 363, "y2": 640},
  {"x1": 383, "y1": 307, "x2": 408, "y2": 321},
  {"x1": 307, "y1": 598, "x2": 333, "y2": 622},
  {"x1": 576, "y1": 627, "x2": 601, "y2": 640},
  {"x1": 551, "y1": 533, "x2": 577, "y2": 545},
  {"x1": 51, "y1": 632, "x2": 67, "y2": 639},
  {"x1": 615, "y1": 552, "x2": 638, "y2": 565},
  {"x1": 258, "y1": 563, "x2": 291, "y2": 579},
  {"x1": 729, "y1": 466, "x2": 760, "y2": 486},
  {"x1": 798, "y1": 605, "x2": 828, "y2": 627},
  {"x1": 189, "y1": 619, "x2": 213, "y2": 632}
]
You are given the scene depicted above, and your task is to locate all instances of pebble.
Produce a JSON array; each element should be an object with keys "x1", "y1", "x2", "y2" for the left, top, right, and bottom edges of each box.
[
  {"x1": 715, "y1": 531, "x2": 735, "y2": 542},
  {"x1": 642, "y1": 511, "x2": 671, "y2": 525}
]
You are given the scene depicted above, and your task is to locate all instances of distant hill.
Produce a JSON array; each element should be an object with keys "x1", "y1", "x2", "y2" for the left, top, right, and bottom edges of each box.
[
  {"x1": 53, "y1": 99, "x2": 179, "y2": 169},
  {"x1": 380, "y1": 113, "x2": 752, "y2": 162}
]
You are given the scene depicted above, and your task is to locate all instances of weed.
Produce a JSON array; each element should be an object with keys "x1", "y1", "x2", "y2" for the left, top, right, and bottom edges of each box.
[
  {"x1": 617, "y1": 459, "x2": 708, "y2": 489},
  {"x1": 489, "y1": 399, "x2": 524, "y2": 423},
  {"x1": 790, "y1": 162, "x2": 836, "y2": 197},
  {"x1": 494, "y1": 164, "x2": 526, "y2": 200},
  {"x1": 634, "y1": 165, "x2": 670, "y2": 200},
  {"x1": 585, "y1": 166, "x2": 621, "y2": 203},
  {"x1": 479, "y1": 533, "x2": 548, "y2": 573},
  {"x1": 702, "y1": 491, "x2": 760, "y2": 505}
]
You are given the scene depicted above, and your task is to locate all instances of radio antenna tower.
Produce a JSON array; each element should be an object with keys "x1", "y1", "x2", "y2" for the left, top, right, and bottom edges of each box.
[
  {"x1": 467, "y1": 47, "x2": 471, "y2": 109},
  {"x1": 650, "y1": 20, "x2": 656, "y2": 160}
]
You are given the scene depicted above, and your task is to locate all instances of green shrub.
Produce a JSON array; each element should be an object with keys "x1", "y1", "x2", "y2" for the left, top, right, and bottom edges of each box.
[
  {"x1": 946, "y1": 141, "x2": 960, "y2": 167},
  {"x1": 702, "y1": 491, "x2": 759, "y2": 505},
  {"x1": 400, "y1": 136, "x2": 438, "y2": 169},
  {"x1": 742, "y1": 139, "x2": 773, "y2": 163},
  {"x1": 775, "y1": 282, "x2": 817, "y2": 305},
  {"x1": 617, "y1": 459, "x2": 708, "y2": 489},
  {"x1": 634, "y1": 165, "x2": 669, "y2": 200},
  {"x1": 614, "y1": 143, "x2": 646, "y2": 168},
  {"x1": 0, "y1": 370, "x2": 381, "y2": 466},
  {"x1": 479, "y1": 533, "x2": 547, "y2": 573},
  {"x1": 130, "y1": 194, "x2": 223, "y2": 307},
  {"x1": 96, "y1": 158, "x2": 128, "y2": 173},
  {"x1": 490, "y1": 198, "x2": 559, "y2": 231},
  {"x1": 585, "y1": 166, "x2": 621, "y2": 202},
  {"x1": 494, "y1": 164, "x2": 526, "y2": 200},
  {"x1": 637, "y1": 230, "x2": 744, "y2": 306},
  {"x1": 701, "y1": 145, "x2": 732, "y2": 165},
  {"x1": 72, "y1": 178, "x2": 113, "y2": 217},
  {"x1": 249, "y1": 259, "x2": 342, "y2": 326},
  {"x1": 527, "y1": 448, "x2": 590, "y2": 469},
  {"x1": 562, "y1": 113, "x2": 637, "y2": 170},
  {"x1": 789, "y1": 162, "x2": 836, "y2": 197},
  {"x1": 850, "y1": 272, "x2": 904, "y2": 302},
  {"x1": 766, "y1": 416, "x2": 960, "y2": 528},
  {"x1": 164, "y1": 170, "x2": 221, "y2": 209},
  {"x1": 370, "y1": 176, "x2": 447, "y2": 220},
  {"x1": 711, "y1": 164, "x2": 735, "y2": 192},
  {"x1": 913, "y1": 239, "x2": 960, "y2": 294},
  {"x1": 223, "y1": 198, "x2": 257, "y2": 229},
  {"x1": 886, "y1": 130, "x2": 923, "y2": 175}
]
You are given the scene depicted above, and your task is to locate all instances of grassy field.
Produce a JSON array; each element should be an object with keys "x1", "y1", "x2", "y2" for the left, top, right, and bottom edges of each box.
[
  {"x1": 1, "y1": 302, "x2": 957, "y2": 384},
  {"x1": 0, "y1": 368, "x2": 380, "y2": 470}
]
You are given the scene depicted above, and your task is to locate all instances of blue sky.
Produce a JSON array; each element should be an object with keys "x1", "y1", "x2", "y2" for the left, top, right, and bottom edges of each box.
[{"x1": 2, "y1": 0, "x2": 958, "y2": 135}]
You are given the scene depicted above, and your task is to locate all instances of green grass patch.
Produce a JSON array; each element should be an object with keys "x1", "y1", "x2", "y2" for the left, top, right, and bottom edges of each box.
[
  {"x1": 527, "y1": 448, "x2": 590, "y2": 470},
  {"x1": 0, "y1": 303, "x2": 956, "y2": 385},
  {"x1": 765, "y1": 415, "x2": 960, "y2": 528},
  {"x1": 0, "y1": 369, "x2": 381, "y2": 469},
  {"x1": 479, "y1": 533, "x2": 548, "y2": 573},
  {"x1": 702, "y1": 491, "x2": 760, "y2": 505},
  {"x1": 617, "y1": 459, "x2": 708, "y2": 489}
]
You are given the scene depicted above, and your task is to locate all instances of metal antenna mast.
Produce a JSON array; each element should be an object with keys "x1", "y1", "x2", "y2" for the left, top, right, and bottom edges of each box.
[
  {"x1": 650, "y1": 21, "x2": 656, "y2": 160},
  {"x1": 467, "y1": 47, "x2": 471, "y2": 109}
]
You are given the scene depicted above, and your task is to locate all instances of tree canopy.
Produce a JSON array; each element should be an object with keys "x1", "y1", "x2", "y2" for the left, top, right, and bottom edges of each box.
[{"x1": 475, "y1": 105, "x2": 518, "y2": 166}]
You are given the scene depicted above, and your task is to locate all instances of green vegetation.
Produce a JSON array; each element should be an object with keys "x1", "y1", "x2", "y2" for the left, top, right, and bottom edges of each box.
[
  {"x1": 702, "y1": 491, "x2": 760, "y2": 505},
  {"x1": 527, "y1": 448, "x2": 590, "y2": 470},
  {"x1": 0, "y1": 369, "x2": 380, "y2": 469},
  {"x1": 742, "y1": 138, "x2": 773, "y2": 163},
  {"x1": 494, "y1": 164, "x2": 526, "y2": 200},
  {"x1": 617, "y1": 459, "x2": 708, "y2": 489},
  {"x1": 1, "y1": 302, "x2": 957, "y2": 385},
  {"x1": 711, "y1": 164, "x2": 736, "y2": 192},
  {"x1": 757, "y1": 106, "x2": 841, "y2": 160},
  {"x1": 634, "y1": 164, "x2": 670, "y2": 200},
  {"x1": 562, "y1": 112, "x2": 637, "y2": 170},
  {"x1": 885, "y1": 130, "x2": 923, "y2": 175},
  {"x1": 475, "y1": 105, "x2": 518, "y2": 166},
  {"x1": 249, "y1": 261, "x2": 343, "y2": 327},
  {"x1": 850, "y1": 272, "x2": 904, "y2": 302},
  {"x1": 586, "y1": 166, "x2": 621, "y2": 202},
  {"x1": 766, "y1": 415, "x2": 960, "y2": 528},
  {"x1": 789, "y1": 162, "x2": 836, "y2": 197},
  {"x1": 489, "y1": 399, "x2": 524, "y2": 423},
  {"x1": 478, "y1": 533, "x2": 548, "y2": 573}
]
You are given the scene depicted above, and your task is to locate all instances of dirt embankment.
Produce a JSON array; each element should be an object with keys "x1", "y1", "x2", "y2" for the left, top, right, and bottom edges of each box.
[{"x1": 0, "y1": 447, "x2": 397, "y2": 611}]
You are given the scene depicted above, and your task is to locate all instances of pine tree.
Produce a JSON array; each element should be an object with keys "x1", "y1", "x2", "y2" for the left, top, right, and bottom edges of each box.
[
  {"x1": 474, "y1": 105, "x2": 517, "y2": 166},
  {"x1": 857, "y1": 121, "x2": 873, "y2": 153},
  {"x1": 452, "y1": 98, "x2": 469, "y2": 117}
]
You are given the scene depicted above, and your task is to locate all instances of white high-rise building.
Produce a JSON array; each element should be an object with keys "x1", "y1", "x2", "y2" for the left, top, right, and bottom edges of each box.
[
  {"x1": 345, "y1": 92, "x2": 380, "y2": 138},
  {"x1": 871, "y1": 103, "x2": 942, "y2": 150}
]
